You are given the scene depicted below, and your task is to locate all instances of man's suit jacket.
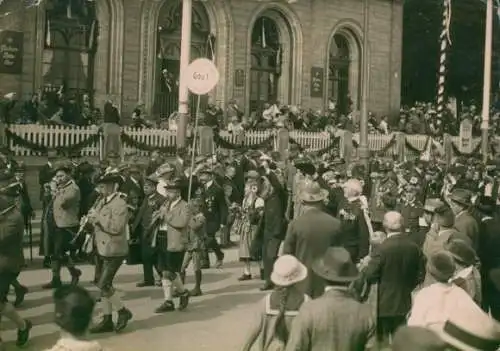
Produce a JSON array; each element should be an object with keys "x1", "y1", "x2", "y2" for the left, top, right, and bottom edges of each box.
[
  {"x1": 364, "y1": 233, "x2": 425, "y2": 317},
  {"x1": 455, "y1": 211, "x2": 479, "y2": 251},
  {"x1": 285, "y1": 288, "x2": 376, "y2": 351},
  {"x1": 94, "y1": 192, "x2": 129, "y2": 257},
  {"x1": 201, "y1": 182, "x2": 227, "y2": 235},
  {"x1": 38, "y1": 163, "x2": 54, "y2": 200},
  {"x1": 283, "y1": 208, "x2": 342, "y2": 298},
  {"x1": 16, "y1": 179, "x2": 33, "y2": 218},
  {"x1": 160, "y1": 198, "x2": 189, "y2": 252},
  {"x1": 53, "y1": 180, "x2": 80, "y2": 228},
  {"x1": 0, "y1": 205, "x2": 25, "y2": 273}
]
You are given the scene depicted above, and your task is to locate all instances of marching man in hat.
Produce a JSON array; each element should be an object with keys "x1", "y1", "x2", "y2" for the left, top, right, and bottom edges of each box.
[
  {"x1": 88, "y1": 171, "x2": 133, "y2": 333},
  {"x1": 153, "y1": 178, "x2": 190, "y2": 313},
  {"x1": 42, "y1": 161, "x2": 82, "y2": 289},
  {"x1": 0, "y1": 171, "x2": 32, "y2": 348}
]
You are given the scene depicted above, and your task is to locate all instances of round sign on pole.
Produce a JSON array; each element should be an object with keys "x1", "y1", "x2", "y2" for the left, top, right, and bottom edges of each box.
[{"x1": 186, "y1": 58, "x2": 219, "y2": 95}]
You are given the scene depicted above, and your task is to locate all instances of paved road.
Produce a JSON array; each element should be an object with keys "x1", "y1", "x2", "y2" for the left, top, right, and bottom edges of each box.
[{"x1": 1, "y1": 248, "x2": 265, "y2": 350}]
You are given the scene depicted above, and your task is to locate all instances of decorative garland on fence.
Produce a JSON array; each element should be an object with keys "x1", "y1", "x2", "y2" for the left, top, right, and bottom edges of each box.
[
  {"x1": 5, "y1": 128, "x2": 100, "y2": 154},
  {"x1": 213, "y1": 129, "x2": 274, "y2": 151},
  {"x1": 450, "y1": 140, "x2": 482, "y2": 157},
  {"x1": 289, "y1": 135, "x2": 341, "y2": 157},
  {"x1": 352, "y1": 134, "x2": 397, "y2": 154},
  {"x1": 405, "y1": 136, "x2": 432, "y2": 154},
  {"x1": 120, "y1": 133, "x2": 181, "y2": 155}
]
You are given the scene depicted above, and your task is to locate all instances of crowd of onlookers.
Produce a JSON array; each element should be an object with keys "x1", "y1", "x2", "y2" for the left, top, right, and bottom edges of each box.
[{"x1": 3, "y1": 90, "x2": 500, "y2": 137}]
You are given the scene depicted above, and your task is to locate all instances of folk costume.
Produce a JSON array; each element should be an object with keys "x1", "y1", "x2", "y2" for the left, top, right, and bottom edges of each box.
[
  {"x1": 90, "y1": 172, "x2": 133, "y2": 334},
  {"x1": 180, "y1": 199, "x2": 206, "y2": 296},
  {"x1": 234, "y1": 170, "x2": 265, "y2": 281},
  {"x1": 153, "y1": 178, "x2": 190, "y2": 313},
  {"x1": 42, "y1": 162, "x2": 82, "y2": 289}
]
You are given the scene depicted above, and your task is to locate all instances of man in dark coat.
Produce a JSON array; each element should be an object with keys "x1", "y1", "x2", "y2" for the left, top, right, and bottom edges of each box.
[
  {"x1": 198, "y1": 168, "x2": 227, "y2": 269},
  {"x1": 283, "y1": 180, "x2": 342, "y2": 298},
  {"x1": 38, "y1": 150, "x2": 58, "y2": 267},
  {"x1": 363, "y1": 211, "x2": 425, "y2": 345},
  {"x1": 448, "y1": 188, "x2": 480, "y2": 251},
  {"x1": 476, "y1": 196, "x2": 500, "y2": 320},
  {"x1": 337, "y1": 179, "x2": 370, "y2": 264},
  {"x1": 258, "y1": 165, "x2": 286, "y2": 291},
  {"x1": 133, "y1": 176, "x2": 165, "y2": 287},
  {"x1": 0, "y1": 171, "x2": 32, "y2": 346}
]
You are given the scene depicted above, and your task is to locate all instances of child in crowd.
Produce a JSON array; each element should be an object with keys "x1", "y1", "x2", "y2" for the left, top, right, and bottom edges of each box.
[{"x1": 45, "y1": 285, "x2": 103, "y2": 351}]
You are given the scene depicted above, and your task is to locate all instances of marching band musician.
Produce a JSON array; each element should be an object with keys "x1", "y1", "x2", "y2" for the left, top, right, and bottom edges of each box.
[
  {"x1": 88, "y1": 172, "x2": 133, "y2": 333},
  {"x1": 0, "y1": 170, "x2": 32, "y2": 348},
  {"x1": 153, "y1": 178, "x2": 191, "y2": 313},
  {"x1": 42, "y1": 162, "x2": 82, "y2": 289},
  {"x1": 133, "y1": 175, "x2": 165, "y2": 288}
]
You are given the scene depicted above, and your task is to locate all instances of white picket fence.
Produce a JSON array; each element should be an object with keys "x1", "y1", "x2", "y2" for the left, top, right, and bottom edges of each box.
[{"x1": 5, "y1": 124, "x2": 484, "y2": 158}]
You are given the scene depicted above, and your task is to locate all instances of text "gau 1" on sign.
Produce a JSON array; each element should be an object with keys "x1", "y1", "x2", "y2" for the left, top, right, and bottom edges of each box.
[{"x1": 186, "y1": 58, "x2": 219, "y2": 95}]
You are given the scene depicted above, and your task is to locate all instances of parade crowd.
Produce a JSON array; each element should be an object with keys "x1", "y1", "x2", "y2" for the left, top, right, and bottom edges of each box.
[{"x1": 1, "y1": 123, "x2": 500, "y2": 350}]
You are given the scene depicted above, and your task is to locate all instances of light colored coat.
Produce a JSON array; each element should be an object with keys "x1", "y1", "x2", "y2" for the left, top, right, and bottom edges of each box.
[
  {"x1": 44, "y1": 337, "x2": 104, "y2": 351},
  {"x1": 160, "y1": 198, "x2": 189, "y2": 252},
  {"x1": 94, "y1": 193, "x2": 129, "y2": 257},
  {"x1": 53, "y1": 180, "x2": 80, "y2": 228}
]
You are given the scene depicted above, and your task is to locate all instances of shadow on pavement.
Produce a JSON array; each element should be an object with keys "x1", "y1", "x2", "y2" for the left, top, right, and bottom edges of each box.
[{"x1": 122, "y1": 292, "x2": 263, "y2": 334}]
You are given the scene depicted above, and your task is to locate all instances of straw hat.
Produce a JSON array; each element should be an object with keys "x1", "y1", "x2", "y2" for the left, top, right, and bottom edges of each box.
[
  {"x1": 270, "y1": 255, "x2": 308, "y2": 287},
  {"x1": 299, "y1": 180, "x2": 328, "y2": 203},
  {"x1": 438, "y1": 297, "x2": 500, "y2": 351}
]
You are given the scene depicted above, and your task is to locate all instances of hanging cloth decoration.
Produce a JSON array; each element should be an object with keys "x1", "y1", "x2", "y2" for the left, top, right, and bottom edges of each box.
[
  {"x1": 436, "y1": 0, "x2": 452, "y2": 121},
  {"x1": 261, "y1": 18, "x2": 267, "y2": 48}
]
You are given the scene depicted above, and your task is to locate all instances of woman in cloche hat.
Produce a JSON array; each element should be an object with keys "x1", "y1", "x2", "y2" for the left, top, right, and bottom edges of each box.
[{"x1": 242, "y1": 255, "x2": 308, "y2": 351}]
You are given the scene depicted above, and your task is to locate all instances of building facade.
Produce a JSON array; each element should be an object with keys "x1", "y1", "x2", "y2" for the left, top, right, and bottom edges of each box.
[{"x1": 0, "y1": 0, "x2": 402, "y2": 119}]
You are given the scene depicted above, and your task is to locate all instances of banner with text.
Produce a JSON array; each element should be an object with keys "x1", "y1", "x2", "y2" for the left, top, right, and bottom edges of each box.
[{"x1": 0, "y1": 30, "x2": 23, "y2": 75}]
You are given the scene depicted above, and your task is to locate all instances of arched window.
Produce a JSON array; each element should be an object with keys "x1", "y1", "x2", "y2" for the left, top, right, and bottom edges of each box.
[
  {"x1": 328, "y1": 34, "x2": 351, "y2": 115},
  {"x1": 42, "y1": 0, "x2": 98, "y2": 119},
  {"x1": 249, "y1": 17, "x2": 282, "y2": 112},
  {"x1": 154, "y1": 0, "x2": 213, "y2": 119}
]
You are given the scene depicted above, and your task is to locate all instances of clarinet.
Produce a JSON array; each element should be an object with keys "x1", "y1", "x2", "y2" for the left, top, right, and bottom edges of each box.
[{"x1": 71, "y1": 194, "x2": 102, "y2": 247}]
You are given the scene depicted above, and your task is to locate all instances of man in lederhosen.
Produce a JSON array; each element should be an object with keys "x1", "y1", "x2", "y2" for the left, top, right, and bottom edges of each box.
[
  {"x1": 89, "y1": 172, "x2": 133, "y2": 333},
  {"x1": 154, "y1": 178, "x2": 190, "y2": 313},
  {"x1": 42, "y1": 161, "x2": 82, "y2": 289}
]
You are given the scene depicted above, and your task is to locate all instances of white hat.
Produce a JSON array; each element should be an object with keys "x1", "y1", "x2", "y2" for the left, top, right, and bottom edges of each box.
[
  {"x1": 156, "y1": 179, "x2": 169, "y2": 198},
  {"x1": 270, "y1": 255, "x2": 307, "y2": 287},
  {"x1": 438, "y1": 294, "x2": 500, "y2": 351},
  {"x1": 343, "y1": 178, "x2": 363, "y2": 195}
]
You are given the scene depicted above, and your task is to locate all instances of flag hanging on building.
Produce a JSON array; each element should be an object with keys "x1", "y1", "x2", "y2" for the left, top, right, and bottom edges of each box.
[
  {"x1": 45, "y1": 18, "x2": 51, "y2": 46},
  {"x1": 88, "y1": 20, "x2": 96, "y2": 50},
  {"x1": 208, "y1": 34, "x2": 215, "y2": 62},
  {"x1": 261, "y1": 18, "x2": 267, "y2": 48}
]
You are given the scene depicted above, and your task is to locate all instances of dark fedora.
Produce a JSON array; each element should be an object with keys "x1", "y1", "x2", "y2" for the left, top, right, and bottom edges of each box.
[
  {"x1": 446, "y1": 239, "x2": 477, "y2": 267},
  {"x1": 164, "y1": 178, "x2": 184, "y2": 190},
  {"x1": 476, "y1": 195, "x2": 495, "y2": 215},
  {"x1": 96, "y1": 171, "x2": 124, "y2": 185},
  {"x1": 54, "y1": 161, "x2": 74, "y2": 173},
  {"x1": 448, "y1": 188, "x2": 472, "y2": 207},
  {"x1": 312, "y1": 247, "x2": 359, "y2": 283}
]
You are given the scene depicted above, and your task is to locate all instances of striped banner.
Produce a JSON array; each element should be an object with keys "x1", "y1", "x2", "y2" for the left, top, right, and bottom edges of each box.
[{"x1": 436, "y1": 0, "x2": 452, "y2": 120}]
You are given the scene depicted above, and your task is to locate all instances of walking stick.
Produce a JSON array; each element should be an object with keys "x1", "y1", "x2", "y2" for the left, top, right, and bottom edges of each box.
[{"x1": 28, "y1": 219, "x2": 33, "y2": 263}]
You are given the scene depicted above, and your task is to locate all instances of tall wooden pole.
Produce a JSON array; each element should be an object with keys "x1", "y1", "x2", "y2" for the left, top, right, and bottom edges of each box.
[
  {"x1": 481, "y1": 0, "x2": 493, "y2": 163},
  {"x1": 177, "y1": 0, "x2": 193, "y2": 150},
  {"x1": 359, "y1": 0, "x2": 370, "y2": 169}
]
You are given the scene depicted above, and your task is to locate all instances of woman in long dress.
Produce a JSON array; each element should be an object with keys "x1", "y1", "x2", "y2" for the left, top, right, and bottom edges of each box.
[{"x1": 233, "y1": 175, "x2": 264, "y2": 281}]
